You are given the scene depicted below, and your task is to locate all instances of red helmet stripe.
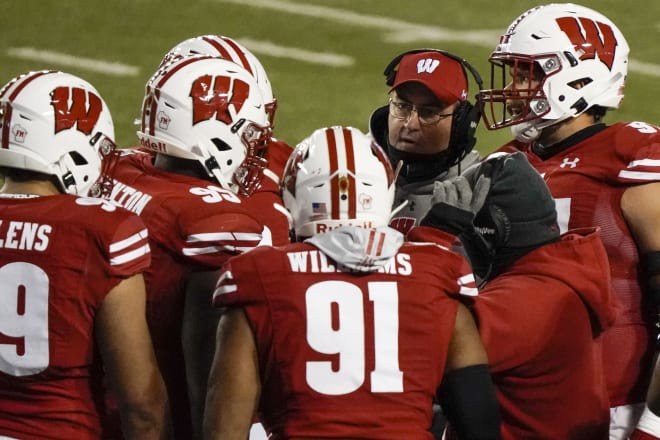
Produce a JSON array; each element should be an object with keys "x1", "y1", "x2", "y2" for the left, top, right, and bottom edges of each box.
[
  {"x1": 325, "y1": 127, "x2": 340, "y2": 220},
  {"x1": 219, "y1": 37, "x2": 254, "y2": 76},
  {"x1": 202, "y1": 36, "x2": 234, "y2": 62},
  {"x1": 342, "y1": 127, "x2": 357, "y2": 219},
  {"x1": 1, "y1": 70, "x2": 55, "y2": 149}
]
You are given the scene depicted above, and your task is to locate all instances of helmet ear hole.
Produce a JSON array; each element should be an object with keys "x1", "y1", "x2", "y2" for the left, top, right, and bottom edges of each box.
[
  {"x1": 68, "y1": 151, "x2": 89, "y2": 166},
  {"x1": 211, "y1": 138, "x2": 232, "y2": 152}
]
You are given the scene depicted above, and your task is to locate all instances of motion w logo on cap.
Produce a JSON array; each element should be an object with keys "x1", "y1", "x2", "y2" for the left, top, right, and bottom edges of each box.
[{"x1": 416, "y1": 58, "x2": 440, "y2": 74}]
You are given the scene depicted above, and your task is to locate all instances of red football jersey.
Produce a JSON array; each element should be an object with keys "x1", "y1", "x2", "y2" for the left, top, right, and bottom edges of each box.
[
  {"x1": 497, "y1": 121, "x2": 660, "y2": 406},
  {"x1": 0, "y1": 194, "x2": 150, "y2": 440},
  {"x1": 213, "y1": 227, "x2": 476, "y2": 439},
  {"x1": 106, "y1": 150, "x2": 268, "y2": 436},
  {"x1": 472, "y1": 229, "x2": 616, "y2": 439}
]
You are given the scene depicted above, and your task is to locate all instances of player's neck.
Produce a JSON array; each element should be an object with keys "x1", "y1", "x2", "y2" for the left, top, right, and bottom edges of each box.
[
  {"x1": 153, "y1": 153, "x2": 211, "y2": 180},
  {"x1": 0, "y1": 178, "x2": 61, "y2": 196},
  {"x1": 538, "y1": 113, "x2": 597, "y2": 147}
]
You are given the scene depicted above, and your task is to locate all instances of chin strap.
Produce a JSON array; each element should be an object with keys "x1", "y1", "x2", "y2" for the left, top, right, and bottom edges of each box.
[{"x1": 511, "y1": 123, "x2": 541, "y2": 143}]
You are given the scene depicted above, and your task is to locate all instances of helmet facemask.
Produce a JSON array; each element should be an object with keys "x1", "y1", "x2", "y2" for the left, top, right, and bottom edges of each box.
[
  {"x1": 233, "y1": 121, "x2": 271, "y2": 196},
  {"x1": 88, "y1": 132, "x2": 119, "y2": 198}
]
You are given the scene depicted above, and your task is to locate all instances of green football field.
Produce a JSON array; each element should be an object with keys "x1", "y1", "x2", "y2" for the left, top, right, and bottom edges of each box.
[{"x1": 3, "y1": 0, "x2": 659, "y2": 156}]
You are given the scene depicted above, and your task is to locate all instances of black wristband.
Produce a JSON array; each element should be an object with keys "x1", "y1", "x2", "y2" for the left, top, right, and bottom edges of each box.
[
  {"x1": 642, "y1": 251, "x2": 660, "y2": 277},
  {"x1": 420, "y1": 202, "x2": 474, "y2": 236},
  {"x1": 438, "y1": 364, "x2": 501, "y2": 440}
]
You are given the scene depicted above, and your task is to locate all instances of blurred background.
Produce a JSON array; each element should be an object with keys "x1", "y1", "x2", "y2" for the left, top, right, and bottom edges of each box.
[{"x1": 3, "y1": 0, "x2": 659, "y2": 156}]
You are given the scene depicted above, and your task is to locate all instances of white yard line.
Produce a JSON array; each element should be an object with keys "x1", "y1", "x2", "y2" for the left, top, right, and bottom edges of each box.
[
  {"x1": 221, "y1": 0, "x2": 660, "y2": 77},
  {"x1": 8, "y1": 3, "x2": 659, "y2": 77},
  {"x1": 629, "y1": 59, "x2": 660, "y2": 78},
  {"x1": 6, "y1": 47, "x2": 140, "y2": 77},
  {"x1": 237, "y1": 38, "x2": 353, "y2": 67}
]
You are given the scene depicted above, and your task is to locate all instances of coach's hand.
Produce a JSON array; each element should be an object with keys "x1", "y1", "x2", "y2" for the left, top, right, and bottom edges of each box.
[{"x1": 420, "y1": 174, "x2": 491, "y2": 236}]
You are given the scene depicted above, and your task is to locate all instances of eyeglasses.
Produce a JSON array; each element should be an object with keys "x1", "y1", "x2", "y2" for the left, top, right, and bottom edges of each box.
[{"x1": 388, "y1": 98, "x2": 454, "y2": 126}]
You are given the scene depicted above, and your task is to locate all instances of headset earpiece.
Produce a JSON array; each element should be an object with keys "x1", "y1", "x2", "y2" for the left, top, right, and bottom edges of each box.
[{"x1": 383, "y1": 48, "x2": 484, "y2": 167}]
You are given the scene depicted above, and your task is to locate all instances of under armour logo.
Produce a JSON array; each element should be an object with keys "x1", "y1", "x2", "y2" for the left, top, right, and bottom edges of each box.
[
  {"x1": 560, "y1": 157, "x2": 580, "y2": 168},
  {"x1": 417, "y1": 58, "x2": 440, "y2": 74}
]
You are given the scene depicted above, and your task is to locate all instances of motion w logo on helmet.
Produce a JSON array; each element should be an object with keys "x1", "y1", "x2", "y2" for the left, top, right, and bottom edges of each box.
[
  {"x1": 50, "y1": 87, "x2": 102, "y2": 135},
  {"x1": 556, "y1": 16, "x2": 617, "y2": 70},
  {"x1": 190, "y1": 75, "x2": 249, "y2": 125}
]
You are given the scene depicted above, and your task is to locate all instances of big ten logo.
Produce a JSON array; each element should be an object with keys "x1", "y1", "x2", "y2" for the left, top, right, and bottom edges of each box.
[
  {"x1": 190, "y1": 75, "x2": 250, "y2": 125},
  {"x1": 189, "y1": 185, "x2": 241, "y2": 204}
]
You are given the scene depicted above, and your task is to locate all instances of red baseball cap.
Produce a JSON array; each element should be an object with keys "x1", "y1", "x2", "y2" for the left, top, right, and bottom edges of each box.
[{"x1": 389, "y1": 51, "x2": 468, "y2": 104}]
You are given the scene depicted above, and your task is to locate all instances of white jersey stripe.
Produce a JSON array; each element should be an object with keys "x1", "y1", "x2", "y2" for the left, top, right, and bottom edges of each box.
[
  {"x1": 213, "y1": 283, "x2": 238, "y2": 300},
  {"x1": 109, "y1": 228, "x2": 148, "y2": 252},
  {"x1": 618, "y1": 170, "x2": 660, "y2": 180},
  {"x1": 627, "y1": 159, "x2": 660, "y2": 168},
  {"x1": 186, "y1": 232, "x2": 262, "y2": 243},
  {"x1": 458, "y1": 273, "x2": 478, "y2": 296},
  {"x1": 110, "y1": 244, "x2": 151, "y2": 266},
  {"x1": 183, "y1": 245, "x2": 257, "y2": 255}
]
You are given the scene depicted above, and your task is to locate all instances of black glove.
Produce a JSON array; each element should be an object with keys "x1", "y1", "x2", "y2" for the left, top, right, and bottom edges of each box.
[{"x1": 420, "y1": 174, "x2": 491, "y2": 235}]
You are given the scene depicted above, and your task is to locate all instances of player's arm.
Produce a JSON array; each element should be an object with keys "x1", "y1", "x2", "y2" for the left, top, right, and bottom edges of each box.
[
  {"x1": 96, "y1": 273, "x2": 171, "y2": 440},
  {"x1": 622, "y1": 182, "x2": 660, "y2": 308},
  {"x1": 182, "y1": 269, "x2": 223, "y2": 434},
  {"x1": 439, "y1": 302, "x2": 501, "y2": 440},
  {"x1": 203, "y1": 307, "x2": 260, "y2": 440}
]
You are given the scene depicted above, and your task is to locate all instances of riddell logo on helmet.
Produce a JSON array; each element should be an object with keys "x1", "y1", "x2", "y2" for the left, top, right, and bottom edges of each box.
[
  {"x1": 50, "y1": 87, "x2": 102, "y2": 135},
  {"x1": 190, "y1": 75, "x2": 249, "y2": 125},
  {"x1": 138, "y1": 136, "x2": 167, "y2": 153},
  {"x1": 316, "y1": 221, "x2": 374, "y2": 233}
]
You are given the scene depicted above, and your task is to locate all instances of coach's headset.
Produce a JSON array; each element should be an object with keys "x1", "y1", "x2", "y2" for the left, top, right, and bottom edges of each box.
[{"x1": 383, "y1": 48, "x2": 484, "y2": 168}]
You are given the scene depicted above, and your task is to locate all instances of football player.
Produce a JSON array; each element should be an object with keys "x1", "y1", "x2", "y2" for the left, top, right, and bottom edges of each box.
[
  {"x1": 203, "y1": 126, "x2": 501, "y2": 439},
  {"x1": 104, "y1": 55, "x2": 271, "y2": 439},
  {"x1": 479, "y1": 4, "x2": 660, "y2": 439},
  {"x1": 0, "y1": 71, "x2": 168, "y2": 439},
  {"x1": 157, "y1": 35, "x2": 295, "y2": 438}
]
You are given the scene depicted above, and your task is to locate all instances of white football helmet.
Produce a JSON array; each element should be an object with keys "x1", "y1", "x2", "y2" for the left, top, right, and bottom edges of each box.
[
  {"x1": 138, "y1": 55, "x2": 271, "y2": 194},
  {"x1": 160, "y1": 35, "x2": 277, "y2": 126},
  {"x1": 0, "y1": 70, "x2": 117, "y2": 197},
  {"x1": 282, "y1": 126, "x2": 395, "y2": 238},
  {"x1": 478, "y1": 3, "x2": 629, "y2": 142}
]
